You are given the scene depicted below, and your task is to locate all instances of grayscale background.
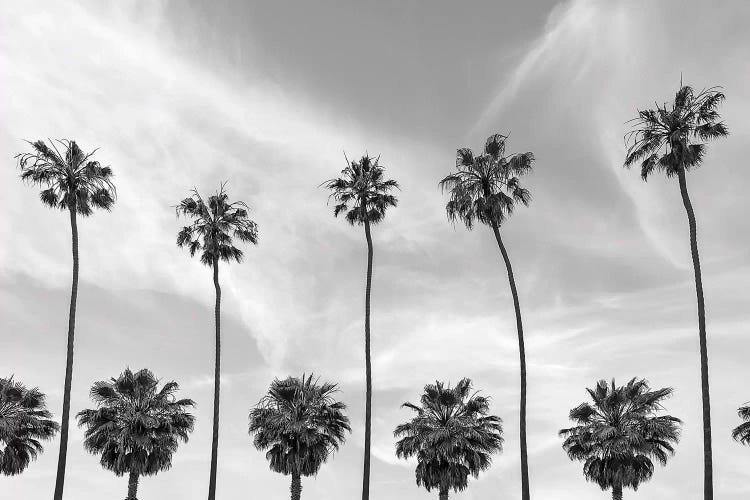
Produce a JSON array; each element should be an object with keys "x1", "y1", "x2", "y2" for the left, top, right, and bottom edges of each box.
[{"x1": 1, "y1": 0, "x2": 749, "y2": 498}]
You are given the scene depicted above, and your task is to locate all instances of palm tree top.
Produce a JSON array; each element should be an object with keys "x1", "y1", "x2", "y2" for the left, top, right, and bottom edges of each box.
[
  {"x1": 76, "y1": 368, "x2": 195, "y2": 477},
  {"x1": 322, "y1": 154, "x2": 399, "y2": 225},
  {"x1": 394, "y1": 378, "x2": 503, "y2": 493},
  {"x1": 0, "y1": 376, "x2": 60, "y2": 476},
  {"x1": 440, "y1": 133, "x2": 533, "y2": 229},
  {"x1": 175, "y1": 183, "x2": 259, "y2": 267},
  {"x1": 624, "y1": 83, "x2": 728, "y2": 180},
  {"x1": 731, "y1": 403, "x2": 750, "y2": 446},
  {"x1": 560, "y1": 378, "x2": 681, "y2": 492},
  {"x1": 248, "y1": 374, "x2": 351, "y2": 477},
  {"x1": 17, "y1": 139, "x2": 116, "y2": 216}
]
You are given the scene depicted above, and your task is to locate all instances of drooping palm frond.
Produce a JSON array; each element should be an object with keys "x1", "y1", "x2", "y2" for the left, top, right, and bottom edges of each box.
[
  {"x1": 440, "y1": 134, "x2": 533, "y2": 229},
  {"x1": 559, "y1": 378, "x2": 681, "y2": 493},
  {"x1": 624, "y1": 84, "x2": 728, "y2": 180},
  {"x1": 322, "y1": 154, "x2": 399, "y2": 225},
  {"x1": 732, "y1": 404, "x2": 750, "y2": 446},
  {"x1": 248, "y1": 374, "x2": 351, "y2": 477},
  {"x1": 76, "y1": 368, "x2": 195, "y2": 477},
  {"x1": 394, "y1": 378, "x2": 503, "y2": 494},
  {"x1": 175, "y1": 183, "x2": 258, "y2": 267},
  {"x1": 17, "y1": 139, "x2": 116, "y2": 215},
  {"x1": 0, "y1": 377, "x2": 59, "y2": 476}
]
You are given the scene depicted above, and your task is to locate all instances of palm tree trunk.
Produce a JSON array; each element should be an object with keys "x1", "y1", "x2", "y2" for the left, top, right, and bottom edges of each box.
[
  {"x1": 677, "y1": 168, "x2": 713, "y2": 500},
  {"x1": 491, "y1": 222, "x2": 530, "y2": 500},
  {"x1": 53, "y1": 206, "x2": 79, "y2": 500},
  {"x1": 126, "y1": 471, "x2": 140, "y2": 500},
  {"x1": 612, "y1": 483, "x2": 623, "y2": 500},
  {"x1": 207, "y1": 257, "x2": 221, "y2": 500},
  {"x1": 361, "y1": 215, "x2": 374, "y2": 500},
  {"x1": 439, "y1": 486, "x2": 449, "y2": 500},
  {"x1": 290, "y1": 472, "x2": 302, "y2": 500}
]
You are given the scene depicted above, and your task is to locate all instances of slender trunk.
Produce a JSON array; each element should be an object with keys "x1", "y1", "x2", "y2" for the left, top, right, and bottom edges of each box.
[
  {"x1": 53, "y1": 207, "x2": 79, "y2": 500},
  {"x1": 126, "y1": 471, "x2": 140, "y2": 500},
  {"x1": 290, "y1": 472, "x2": 302, "y2": 500},
  {"x1": 491, "y1": 222, "x2": 530, "y2": 500},
  {"x1": 207, "y1": 258, "x2": 221, "y2": 500},
  {"x1": 438, "y1": 486, "x2": 449, "y2": 500},
  {"x1": 677, "y1": 168, "x2": 712, "y2": 500},
  {"x1": 612, "y1": 483, "x2": 623, "y2": 500},
  {"x1": 361, "y1": 215, "x2": 374, "y2": 500}
]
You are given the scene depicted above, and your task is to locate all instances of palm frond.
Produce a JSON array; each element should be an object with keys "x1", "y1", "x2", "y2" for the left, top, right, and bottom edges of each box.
[{"x1": 17, "y1": 139, "x2": 116, "y2": 216}]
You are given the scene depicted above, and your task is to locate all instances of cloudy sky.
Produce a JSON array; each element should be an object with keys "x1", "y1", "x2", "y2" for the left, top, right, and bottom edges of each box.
[{"x1": 2, "y1": 0, "x2": 749, "y2": 498}]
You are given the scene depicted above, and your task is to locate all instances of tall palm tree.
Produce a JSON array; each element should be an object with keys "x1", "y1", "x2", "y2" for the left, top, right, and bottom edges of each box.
[
  {"x1": 624, "y1": 83, "x2": 728, "y2": 500},
  {"x1": 394, "y1": 378, "x2": 503, "y2": 500},
  {"x1": 0, "y1": 377, "x2": 59, "y2": 475},
  {"x1": 322, "y1": 154, "x2": 398, "y2": 500},
  {"x1": 248, "y1": 374, "x2": 351, "y2": 500},
  {"x1": 439, "y1": 133, "x2": 533, "y2": 499},
  {"x1": 16, "y1": 139, "x2": 115, "y2": 499},
  {"x1": 560, "y1": 378, "x2": 682, "y2": 500},
  {"x1": 76, "y1": 368, "x2": 195, "y2": 500},
  {"x1": 731, "y1": 404, "x2": 750, "y2": 446},
  {"x1": 175, "y1": 184, "x2": 258, "y2": 500}
]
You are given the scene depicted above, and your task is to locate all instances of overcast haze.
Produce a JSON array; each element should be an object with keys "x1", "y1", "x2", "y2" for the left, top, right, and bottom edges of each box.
[{"x1": 2, "y1": 0, "x2": 750, "y2": 498}]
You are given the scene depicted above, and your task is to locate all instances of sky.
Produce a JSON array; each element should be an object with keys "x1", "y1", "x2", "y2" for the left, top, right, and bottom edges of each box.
[{"x1": 1, "y1": 0, "x2": 749, "y2": 499}]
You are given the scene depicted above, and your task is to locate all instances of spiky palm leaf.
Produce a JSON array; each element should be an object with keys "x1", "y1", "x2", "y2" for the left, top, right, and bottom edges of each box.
[
  {"x1": 76, "y1": 368, "x2": 195, "y2": 477},
  {"x1": 17, "y1": 139, "x2": 115, "y2": 215},
  {"x1": 439, "y1": 134, "x2": 533, "y2": 229},
  {"x1": 394, "y1": 378, "x2": 503, "y2": 496},
  {"x1": 732, "y1": 404, "x2": 750, "y2": 446},
  {"x1": 624, "y1": 85, "x2": 728, "y2": 179},
  {"x1": 175, "y1": 183, "x2": 258, "y2": 267},
  {"x1": 0, "y1": 377, "x2": 59, "y2": 475},
  {"x1": 322, "y1": 155, "x2": 399, "y2": 225},
  {"x1": 560, "y1": 378, "x2": 681, "y2": 495},
  {"x1": 249, "y1": 374, "x2": 351, "y2": 477}
]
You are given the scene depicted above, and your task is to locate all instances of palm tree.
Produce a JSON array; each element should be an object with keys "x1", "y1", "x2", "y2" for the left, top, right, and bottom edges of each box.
[
  {"x1": 394, "y1": 378, "x2": 503, "y2": 500},
  {"x1": 624, "y1": 83, "x2": 728, "y2": 500},
  {"x1": 16, "y1": 139, "x2": 115, "y2": 499},
  {"x1": 322, "y1": 154, "x2": 398, "y2": 500},
  {"x1": 76, "y1": 368, "x2": 195, "y2": 500},
  {"x1": 560, "y1": 378, "x2": 682, "y2": 500},
  {"x1": 731, "y1": 404, "x2": 750, "y2": 446},
  {"x1": 175, "y1": 183, "x2": 258, "y2": 500},
  {"x1": 0, "y1": 377, "x2": 59, "y2": 475},
  {"x1": 439, "y1": 133, "x2": 533, "y2": 499},
  {"x1": 248, "y1": 374, "x2": 351, "y2": 500}
]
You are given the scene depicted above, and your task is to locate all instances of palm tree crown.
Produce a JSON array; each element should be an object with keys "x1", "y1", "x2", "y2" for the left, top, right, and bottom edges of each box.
[
  {"x1": 322, "y1": 155, "x2": 399, "y2": 225},
  {"x1": 394, "y1": 378, "x2": 503, "y2": 497},
  {"x1": 0, "y1": 377, "x2": 59, "y2": 476},
  {"x1": 17, "y1": 139, "x2": 116, "y2": 215},
  {"x1": 249, "y1": 374, "x2": 351, "y2": 477},
  {"x1": 176, "y1": 184, "x2": 259, "y2": 266},
  {"x1": 76, "y1": 368, "x2": 195, "y2": 477},
  {"x1": 624, "y1": 85, "x2": 728, "y2": 179},
  {"x1": 731, "y1": 404, "x2": 750, "y2": 446},
  {"x1": 439, "y1": 134, "x2": 533, "y2": 229},
  {"x1": 560, "y1": 378, "x2": 681, "y2": 497}
]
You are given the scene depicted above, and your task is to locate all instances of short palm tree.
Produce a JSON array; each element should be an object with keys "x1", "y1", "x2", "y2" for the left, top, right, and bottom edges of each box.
[
  {"x1": 16, "y1": 139, "x2": 115, "y2": 499},
  {"x1": 731, "y1": 404, "x2": 750, "y2": 446},
  {"x1": 175, "y1": 184, "x2": 258, "y2": 500},
  {"x1": 248, "y1": 374, "x2": 351, "y2": 500},
  {"x1": 560, "y1": 378, "x2": 681, "y2": 500},
  {"x1": 394, "y1": 378, "x2": 503, "y2": 500},
  {"x1": 0, "y1": 377, "x2": 59, "y2": 475},
  {"x1": 322, "y1": 154, "x2": 398, "y2": 500},
  {"x1": 439, "y1": 133, "x2": 533, "y2": 500},
  {"x1": 76, "y1": 368, "x2": 195, "y2": 500},
  {"x1": 624, "y1": 83, "x2": 728, "y2": 500}
]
